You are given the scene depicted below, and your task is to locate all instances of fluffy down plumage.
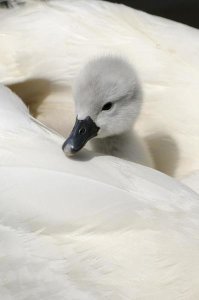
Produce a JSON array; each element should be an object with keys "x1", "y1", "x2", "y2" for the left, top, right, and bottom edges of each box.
[
  {"x1": 0, "y1": 0, "x2": 199, "y2": 177},
  {"x1": 1, "y1": 83, "x2": 199, "y2": 300}
]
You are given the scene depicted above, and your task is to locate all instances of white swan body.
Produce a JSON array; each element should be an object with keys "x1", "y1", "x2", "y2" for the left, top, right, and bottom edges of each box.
[
  {"x1": 63, "y1": 56, "x2": 153, "y2": 167},
  {"x1": 1, "y1": 83, "x2": 199, "y2": 300},
  {"x1": 1, "y1": 2, "x2": 199, "y2": 299},
  {"x1": 0, "y1": 0, "x2": 199, "y2": 177}
]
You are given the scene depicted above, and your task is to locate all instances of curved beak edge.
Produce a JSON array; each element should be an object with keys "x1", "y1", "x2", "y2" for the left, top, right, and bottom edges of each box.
[{"x1": 62, "y1": 116, "x2": 99, "y2": 156}]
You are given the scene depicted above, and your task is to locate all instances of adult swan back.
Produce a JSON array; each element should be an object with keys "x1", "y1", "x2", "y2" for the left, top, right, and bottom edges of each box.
[{"x1": 0, "y1": 0, "x2": 199, "y2": 177}]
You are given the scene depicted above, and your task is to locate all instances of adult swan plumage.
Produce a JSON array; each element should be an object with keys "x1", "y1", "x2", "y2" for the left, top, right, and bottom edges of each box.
[
  {"x1": 1, "y1": 1, "x2": 199, "y2": 299},
  {"x1": 1, "y1": 82, "x2": 199, "y2": 300},
  {"x1": 0, "y1": 0, "x2": 199, "y2": 177}
]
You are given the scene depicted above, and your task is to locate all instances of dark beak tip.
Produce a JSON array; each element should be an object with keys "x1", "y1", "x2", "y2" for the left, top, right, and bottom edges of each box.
[
  {"x1": 62, "y1": 143, "x2": 76, "y2": 156},
  {"x1": 62, "y1": 116, "x2": 99, "y2": 156}
]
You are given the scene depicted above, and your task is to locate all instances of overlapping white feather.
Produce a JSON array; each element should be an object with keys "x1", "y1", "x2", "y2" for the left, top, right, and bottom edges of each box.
[
  {"x1": 1, "y1": 81, "x2": 199, "y2": 299},
  {"x1": 1, "y1": 2, "x2": 199, "y2": 298},
  {"x1": 0, "y1": 0, "x2": 199, "y2": 177}
]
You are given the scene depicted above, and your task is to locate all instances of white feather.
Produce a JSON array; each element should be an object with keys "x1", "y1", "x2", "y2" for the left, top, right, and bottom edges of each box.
[
  {"x1": 1, "y1": 82, "x2": 199, "y2": 300},
  {"x1": 0, "y1": 0, "x2": 199, "y2": 177}
]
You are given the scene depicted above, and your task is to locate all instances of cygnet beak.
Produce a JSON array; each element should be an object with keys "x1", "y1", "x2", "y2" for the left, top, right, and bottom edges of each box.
[{"x1": 62, "y1": 116, "x2": 99, "y2": 156}]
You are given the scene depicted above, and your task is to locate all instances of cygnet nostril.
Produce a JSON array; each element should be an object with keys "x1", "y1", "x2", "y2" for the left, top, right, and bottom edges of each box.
[{"x1": 79, "y1": 127, "x2": 86, "y2": 135}]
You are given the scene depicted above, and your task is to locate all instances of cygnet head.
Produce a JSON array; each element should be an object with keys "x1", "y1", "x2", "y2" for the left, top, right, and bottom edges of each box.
[{"x1": 62, "y1": 56, "x2": 142, "y2": 156}]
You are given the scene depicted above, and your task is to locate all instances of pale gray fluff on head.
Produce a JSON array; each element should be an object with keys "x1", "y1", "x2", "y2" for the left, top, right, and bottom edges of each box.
[{"x1": 73, "y1": 56, "x2": 142, "y2": 138}]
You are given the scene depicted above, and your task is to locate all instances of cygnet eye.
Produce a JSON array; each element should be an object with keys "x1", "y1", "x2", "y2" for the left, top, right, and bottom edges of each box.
[{"x1": 102, "y1": 102, "x2": 113, "y2": 111}]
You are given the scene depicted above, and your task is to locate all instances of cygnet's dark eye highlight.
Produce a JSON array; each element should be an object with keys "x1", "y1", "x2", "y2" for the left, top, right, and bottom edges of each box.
[{"x1": 102, "y1": 102, "x2": 113, "y2": 111}]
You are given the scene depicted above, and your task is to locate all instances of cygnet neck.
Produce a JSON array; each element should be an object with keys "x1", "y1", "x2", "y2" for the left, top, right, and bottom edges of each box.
[{"x1": 90, "y1": 130, "x2": 132, "y2": 157}]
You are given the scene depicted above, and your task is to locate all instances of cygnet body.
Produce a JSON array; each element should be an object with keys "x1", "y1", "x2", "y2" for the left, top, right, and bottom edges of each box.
[{"x1": 63, "y1": 56, "x2": 153, "y2": 167}]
